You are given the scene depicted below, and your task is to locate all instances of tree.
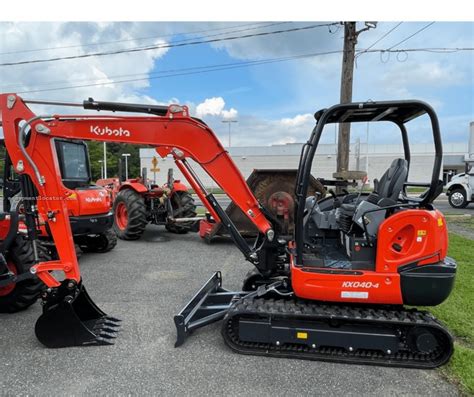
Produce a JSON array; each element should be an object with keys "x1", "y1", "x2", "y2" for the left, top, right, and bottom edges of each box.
[{"x1": 87, "y1": 142, "x2": 142, "y2": 181}]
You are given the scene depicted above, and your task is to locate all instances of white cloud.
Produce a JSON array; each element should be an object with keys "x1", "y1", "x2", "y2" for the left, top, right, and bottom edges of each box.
[
  {"x1": 222, "y1": 108, "x2": 238, "y2": 120},
  {"x1": 195, "y1": 97, "x2": 225, "y2": 117},
  {"x1": 280, "y1": 113, "x2": 313, "y2": 127},
  {"x1": 0, "y1": 22, "x2": 170, "y2": 110},
  {"x1": 195, "y1": 97, "x2": 238, "y2": 120},
  {"x1": 273, "y1": 136, "x2": 297, "y2": 145}
]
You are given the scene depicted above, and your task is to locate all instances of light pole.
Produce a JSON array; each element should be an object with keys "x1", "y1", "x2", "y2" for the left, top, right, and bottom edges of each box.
[
  {"x1": 98, "y1": 160, "x2": 104, "y2": 179},
  {"x1": 122, "y1": 153, "x2": 131, "y2": 180},
  {"x1": 221, "y1": 119, "x2": 238, "y2": 148},
  {"x1": 103, "y1": 142, "x2": 107, "y2": 178}
]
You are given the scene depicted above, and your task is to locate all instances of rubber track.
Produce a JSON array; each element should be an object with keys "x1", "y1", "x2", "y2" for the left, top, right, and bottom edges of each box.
[{"x1": 222, "y1": 297, "x2": 453, "y2": 368}]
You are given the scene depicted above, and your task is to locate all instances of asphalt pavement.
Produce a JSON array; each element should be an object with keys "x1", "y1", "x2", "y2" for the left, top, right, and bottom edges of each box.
[{"x1": 0, "y1": 225, "x2": 460, "y2": 396}]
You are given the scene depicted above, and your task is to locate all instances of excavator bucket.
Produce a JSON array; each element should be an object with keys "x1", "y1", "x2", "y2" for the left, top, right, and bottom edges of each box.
[
  {"x1": 200, "y1": 169, "x2": 326, "y2": 241},
  {"x1": 35, "y1": 282, "x2": 120, "y2": 348}
]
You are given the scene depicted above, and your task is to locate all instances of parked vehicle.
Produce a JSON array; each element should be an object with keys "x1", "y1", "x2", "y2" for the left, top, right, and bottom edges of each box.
[{"x1": 446, "y1": 160, "x2": 474, "y2": 208}]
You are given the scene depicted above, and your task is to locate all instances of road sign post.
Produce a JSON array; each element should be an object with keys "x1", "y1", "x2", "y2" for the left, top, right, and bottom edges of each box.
[{"x1": 151, "y1": 156, "x2": 160, "y2": 184}]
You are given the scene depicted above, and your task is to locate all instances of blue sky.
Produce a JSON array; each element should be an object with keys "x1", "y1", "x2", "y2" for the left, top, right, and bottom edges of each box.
[{"x1": 0, "y1": 21, "x2": 473, "y2": 146}]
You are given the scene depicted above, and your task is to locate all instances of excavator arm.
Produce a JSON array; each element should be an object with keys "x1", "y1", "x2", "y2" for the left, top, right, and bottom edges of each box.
[
  {"x1": 0, "y1": 93, "x2": 280, "y2": 347},
  {"x1": 0, "y1": 93, "x2": 275, "y2": 288}
]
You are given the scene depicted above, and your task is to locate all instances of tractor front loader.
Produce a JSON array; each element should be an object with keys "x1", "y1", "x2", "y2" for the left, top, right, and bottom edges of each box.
[
  {"x1": 0, "y1": 94, "x2": 456, "y2": 370},
  {"x1": 97, "y1": 167, "x2": 197, "y2": 241}
]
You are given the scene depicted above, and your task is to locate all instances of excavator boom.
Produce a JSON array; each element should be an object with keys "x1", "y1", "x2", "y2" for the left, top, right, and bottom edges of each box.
[
  {"x1": 0, "y1": 93, "x2": 275, "y2": 347},
  {"x1": 1, "y1": 94, "x2": 274, "y2": 287}
]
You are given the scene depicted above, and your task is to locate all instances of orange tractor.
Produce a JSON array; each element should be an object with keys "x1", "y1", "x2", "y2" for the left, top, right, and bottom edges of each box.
[
  {"x1": 0, "y1": 94, "x2": 456, "y2": 369},
  {"x1": 97, "y1": 168, "x2": 197, "y2": 240}
]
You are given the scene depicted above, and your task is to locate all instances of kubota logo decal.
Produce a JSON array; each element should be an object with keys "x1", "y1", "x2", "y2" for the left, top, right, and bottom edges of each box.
[
  {"x1": 85, "y1": 197, "x2": 103, "y2": 203},
  {"x1": 90, "y1": 125, "x2": 131, "y2": 137}
]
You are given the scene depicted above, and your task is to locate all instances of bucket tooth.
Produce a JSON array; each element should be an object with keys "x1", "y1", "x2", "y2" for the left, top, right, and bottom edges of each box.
[
  {"x1": 34, "y1": 280, "x2": 121, "y2": 348},
  {"x1": 105, "y1": 316, "x2": 122, "y2": 323}
]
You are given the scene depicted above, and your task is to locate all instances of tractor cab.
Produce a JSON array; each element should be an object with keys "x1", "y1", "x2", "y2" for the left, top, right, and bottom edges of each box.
[{"x1": 0, "y1": 134, "x2": 116, "y2": 260}]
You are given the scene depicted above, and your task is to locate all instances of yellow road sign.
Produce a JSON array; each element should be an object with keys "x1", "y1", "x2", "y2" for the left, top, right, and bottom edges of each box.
[
  {"x1": 151, "y1": 156, "x2": 158, "y2": 168},
  {"x1": 150, "y1": 167, "x2": 160, "y2": 173}
]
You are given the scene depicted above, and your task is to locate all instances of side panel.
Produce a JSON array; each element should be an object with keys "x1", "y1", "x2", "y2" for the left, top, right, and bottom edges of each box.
[
  {"x1": 375, "y1": 209, "x2": 448, "y2": 272},
  {"x1": 68, "y1": 187, "x2": 111, "y2": 216},
  {"x1": 290, "y1": 264, "x2": 403, "y2": 305}
]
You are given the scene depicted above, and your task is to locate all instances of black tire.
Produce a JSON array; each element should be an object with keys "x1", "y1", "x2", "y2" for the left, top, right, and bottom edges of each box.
[
  {"x1": 0, "y1": 236, "x2": 47, "y2": 313},
  {"x1": 165, "y1": 191, "x2": 197, "y2": 234},
  {"x1": 448, "y1": 188, "x2": 468, "y2": 208},
  {"x1": 113, "y1": 189, "x2": 148, "y2": 240},
  {"x1": 76, "y1": 229, "x2": 118, "y2": 253}
]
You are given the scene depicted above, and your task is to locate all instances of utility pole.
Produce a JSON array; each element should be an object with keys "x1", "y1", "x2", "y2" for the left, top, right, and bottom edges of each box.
[{"x1": 336, "y1": 22, "x2": 377, "y2": 176}]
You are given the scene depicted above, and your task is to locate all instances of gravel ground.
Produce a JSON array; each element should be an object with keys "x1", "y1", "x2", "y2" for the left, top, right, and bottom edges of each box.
[{"x1": 0, "y1": 226, "x2": 460, "y2": 396}]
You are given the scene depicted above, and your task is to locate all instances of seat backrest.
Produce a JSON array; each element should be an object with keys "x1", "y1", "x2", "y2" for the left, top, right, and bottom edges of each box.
[{"x1": 375, "y1": 158, "x2": 408, "y2": 201}]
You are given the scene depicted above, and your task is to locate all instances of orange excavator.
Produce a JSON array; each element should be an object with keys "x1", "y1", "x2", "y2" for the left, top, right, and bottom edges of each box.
[{"x1": 0, "y1": 94, "x2": 456, "y2": 368}]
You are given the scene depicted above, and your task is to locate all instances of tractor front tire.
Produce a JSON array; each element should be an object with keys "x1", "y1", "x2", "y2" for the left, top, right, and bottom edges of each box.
[
  {"x1": 113, "y1": 189, "x2": 148, "y2": 240},
  {"x1": 165, "y1": 191, "x2": 197, "y2": 234},
  {"x1": 77, "y1": 229, "x2": 118, "y2": 253},
  {"x1": 0, "y1": 236, "x2": 47, "y2": 313}
]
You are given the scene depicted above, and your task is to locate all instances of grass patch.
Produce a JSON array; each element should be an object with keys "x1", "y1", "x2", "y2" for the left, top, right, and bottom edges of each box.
[
  {"x1": 425, "y1": 233, "x2": 474, "y2": 394},
  {"x1": 196, "y1": 207, "x2": 207, "y2": 216},
  {"x1": 429, "y1": 234, "x2": 474, "y2": 342},
  {"x1": 447, "y1": 217, "x2": 474, "y2": 233},
  {"x1": 441, "y1": 343, "x2": 474, "y2": 394}
]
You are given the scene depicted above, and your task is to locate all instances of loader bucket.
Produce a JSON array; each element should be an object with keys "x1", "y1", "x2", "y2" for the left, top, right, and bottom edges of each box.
[
  {"x1": 201, "y1": 169, "x2": 326, "y2": 240},
  {"x1": 35, "y1": 281, "x2": 120, "y2": 348}
]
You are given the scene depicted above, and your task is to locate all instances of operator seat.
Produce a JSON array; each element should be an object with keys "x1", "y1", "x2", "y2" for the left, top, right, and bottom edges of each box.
[
  {"x1": 370, "y1": 158, "x2": 408, "y2": 206},
  {"x1": 337, "y1": 158, "x2": 408, "y2": 232}
]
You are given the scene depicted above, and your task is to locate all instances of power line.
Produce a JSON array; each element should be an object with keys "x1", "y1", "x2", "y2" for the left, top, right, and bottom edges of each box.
[
  {"x1": 0, "y1": 22, "x2": 288, "y2": 56},
  {"x1": 358, "y1": 22, "x2": 403, "y2": 56},
  {"x1": 0, "y1": 23, "x2": 339, "y2": 67},
  {"x1": 15, "y1": 50, "x2": 344, "y2": 94},
  {"x1": 11, "y1": 47, "x2": 473, "y2": 95},
  {"x1": 387, "y1": 22, "x2": 435, "y2": 50}
]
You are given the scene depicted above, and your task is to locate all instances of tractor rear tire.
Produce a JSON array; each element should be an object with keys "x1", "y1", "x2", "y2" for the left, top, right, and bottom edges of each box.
[
  {"x1": 77, "y1": 229, "x2": 118, "y2": 253},
  {"x1": 113, "y1": 189, "x2": 148, "y2": 240},
  {"x1": 0, "y1": 236, "x2": 47, "y2": 313},
  {"x1": 165, "y1": 191, "x2": 197, "y2": 234}
]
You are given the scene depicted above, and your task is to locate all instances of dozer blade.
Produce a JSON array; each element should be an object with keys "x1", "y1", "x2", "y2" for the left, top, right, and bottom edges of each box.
[
  {"x1": 201, "y1": 169, "x2": 326, "y2": 241},
  {"x1": 174, "y1": 272, "x2": 245, "y2": 347},
  {"x1": 35, "y1": 280, "x2": 120, "y2": 348}
]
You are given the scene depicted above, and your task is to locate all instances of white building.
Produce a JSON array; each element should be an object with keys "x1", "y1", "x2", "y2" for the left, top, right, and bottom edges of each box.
[{"x1": 140, "y1": 141, "x2": 469, "y2": 188}]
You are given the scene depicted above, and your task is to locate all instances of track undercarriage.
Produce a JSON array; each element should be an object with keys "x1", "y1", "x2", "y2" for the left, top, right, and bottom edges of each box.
[{"x1": 175, "y1": 272, "x2": 453, "y2": 369}]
